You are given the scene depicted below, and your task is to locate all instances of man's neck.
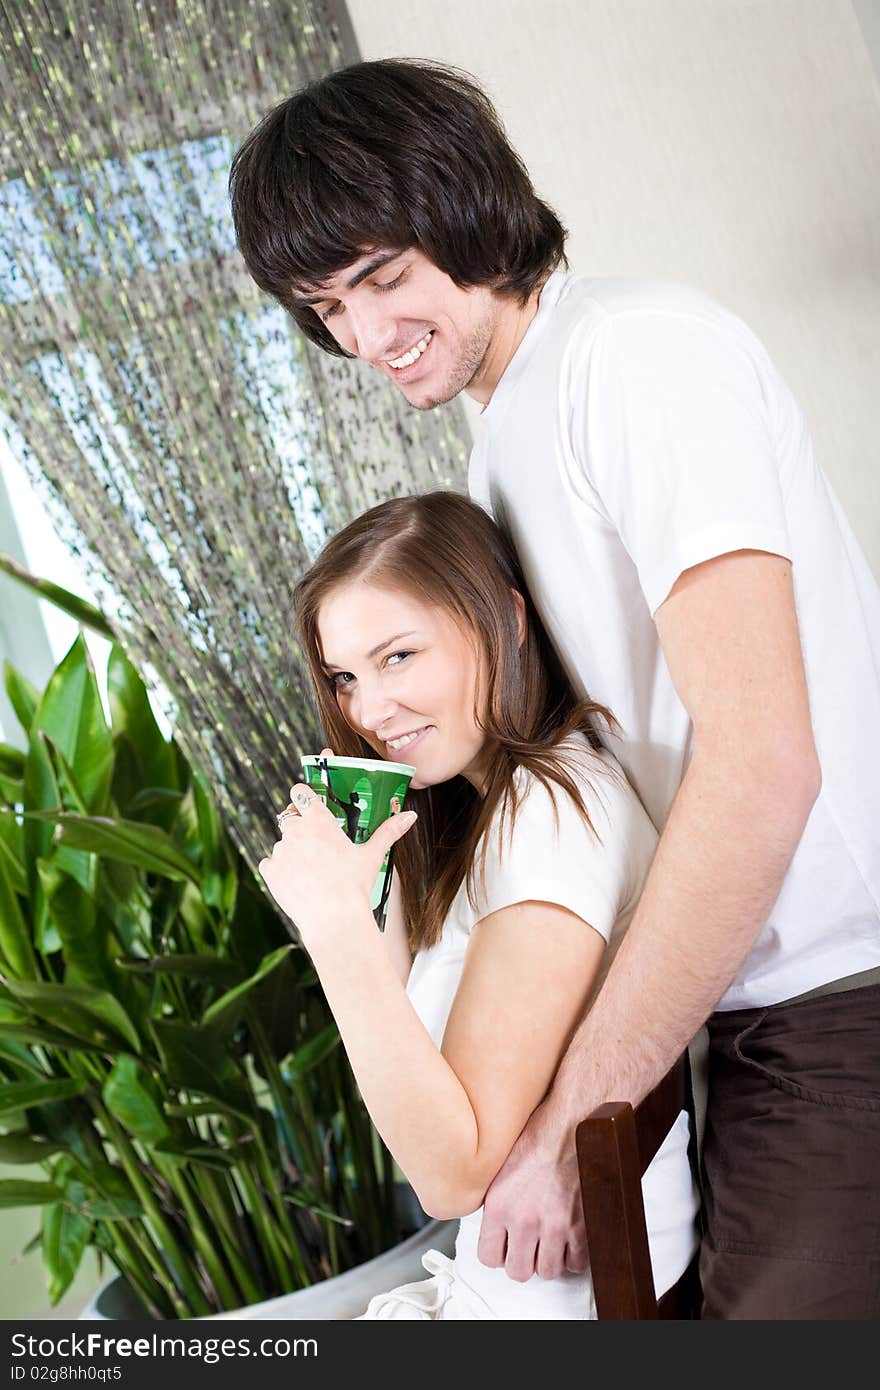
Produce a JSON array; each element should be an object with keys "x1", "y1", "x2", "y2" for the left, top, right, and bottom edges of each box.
[{"x1": 466, "y1": 281, "x2": 546, "y2": 408}]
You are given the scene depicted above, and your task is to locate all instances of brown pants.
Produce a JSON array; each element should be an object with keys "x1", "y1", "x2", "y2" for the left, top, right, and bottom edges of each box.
[{"x1": 699, "y1": 982, "x2": 880, "y2": 1319}]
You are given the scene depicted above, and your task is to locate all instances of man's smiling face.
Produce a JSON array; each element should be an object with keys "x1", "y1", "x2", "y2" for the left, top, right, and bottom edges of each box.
[{"x1": 293, "y1": 248, "x2": 502, "y2": 410}]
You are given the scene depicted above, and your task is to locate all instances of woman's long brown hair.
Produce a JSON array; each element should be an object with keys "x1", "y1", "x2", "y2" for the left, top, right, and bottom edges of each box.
[{"x1": 294, "y1": 492, "x2": 618, "y2": 951}]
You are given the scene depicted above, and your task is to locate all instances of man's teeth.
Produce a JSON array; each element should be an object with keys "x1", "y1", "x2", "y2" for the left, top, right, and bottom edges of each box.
[
  {"x1": 387, "y1": 728, "x2": 427, "y2": 751},
  {"x1": 389, "y1": 333, "x2": 432, "y2": 370}
]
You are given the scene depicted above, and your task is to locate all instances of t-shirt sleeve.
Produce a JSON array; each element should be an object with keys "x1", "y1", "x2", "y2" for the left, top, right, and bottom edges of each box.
[
  {"x1": 573, "y1": 308, "x2": 793, "y2": 615},
  {"x1": 471, "y1": 764, "x2": 647, "y2": 944}
]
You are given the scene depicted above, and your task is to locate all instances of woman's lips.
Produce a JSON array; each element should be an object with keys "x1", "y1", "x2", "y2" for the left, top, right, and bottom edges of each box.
[{"x1": 385, "y1": 725, "x2": 432, "y2": 756}]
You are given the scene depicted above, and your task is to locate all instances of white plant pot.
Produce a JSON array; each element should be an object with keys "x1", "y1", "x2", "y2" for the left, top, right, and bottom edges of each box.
[{"x1": 79, "y1": 1218, "x2": 458, "y2": 1322}]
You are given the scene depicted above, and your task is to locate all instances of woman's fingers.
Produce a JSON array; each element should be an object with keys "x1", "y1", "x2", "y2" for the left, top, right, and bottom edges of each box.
[{"x1": 287, "y1": 782, "x2": 321, "y2": 812}]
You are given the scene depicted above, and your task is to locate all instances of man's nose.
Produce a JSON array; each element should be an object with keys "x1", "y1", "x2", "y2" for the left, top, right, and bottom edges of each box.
[{"x1": 346, "y1": 299, "x2": 396, "y2": 363}]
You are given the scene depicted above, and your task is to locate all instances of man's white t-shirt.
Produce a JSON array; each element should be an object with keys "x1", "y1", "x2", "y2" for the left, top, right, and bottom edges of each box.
[
  {"x1": 402, "y1": 739, "x2": 698, "y2": 1319},
  {"x1": 469, "y1": 272, "x2": 880, "y2": 1010}
]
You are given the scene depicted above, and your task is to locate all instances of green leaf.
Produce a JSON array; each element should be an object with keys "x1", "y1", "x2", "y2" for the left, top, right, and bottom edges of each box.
[
  {"x1": 97, "y1": 860, "x2": 151, "y2": 953},
  {"x1": 32, "y1": 636, "x2": 113, "y2": 814},
  {"x1": 0, "y1": 743, "x2": 25, "y2": 780},
  {"x1": 162, "y1": 1101, "x2": 221, "y2": 1119},
  {"x1": 286, "y1": 1022, "x2": 341, "y2": 1078},
  {"x1": 63, "y1": 1155, "x2": 140, "y2": 1218},
  {"x1": 150, "y1": 1019, "x2": 253, "y2": 1117},
  {"x1": 192, "y1": 772, "x2": 223, "y2": 876},
  {"x1": 0, "y1": 819, "x2": 27, "y2": 896},
  {"x1": 102, "y1": 1056, "x2": 169, "y2": 1144},
  {"x1": 0, "y1": 992, "x2": 113, "y2": 1060},
  {"x1": 0, "y1": 1179, "x2": 64, "y2": 1207},
  {"x1": 42, "y1": 1201, "x2": 92, "y2": 1304},
  {"x1": 125, "y1": 787, "x2": 183, "y2": 815},
  {"x1": 0, "y1": 769, "x2": 23, "y2": 805},
  {"x1": 42, "y1": 737, "x2": 90, "y2": 816},
  {"x1": 107, "y1": 645, "x2": 176, "y2": 799},
  {"x1": 42, "y1": 812, "x2": 201, "y2": 883},
  {"x1": 37, "y1": 862, "x2": 116, "y2": 993},
  {"x1": 228, "y1": 874, "x2": 286, "y2": 974},
  {"x1": 249, "y1": 949, "x2": 302, "y2": 1061},
  {"x1": 108, "y1": 734, "x2": 144, "y2": 827},
  {"x1": 0, "y1": 1078, "x2": 87, "y2": 1120},
  {"x1": 81, "y1": 1195, "x2": 141, "y2": 1220},
  {"x1": 0, "y1": 846, "x2": 38, "y2": 979},
  {"x1": 115, "y1": 953, "x2": 242, "y2": 985},
  {"x1": 4, "y1": 978, "x2": 141, "y2": 1054},
  {"x1": 202, "y1": 944, "x2": 293, "y2": 1034},
  {"x1": 0, "y1": 1132, "x2": 66, "y2": 1164},
  {"x1": 281, "y1": 1189, "x2": 354, "y2": 1226},
  {"x1": 22, "y1": 733, "x2": 62, "y2": 949},
  {"x1": 0, "y1": 993, "x2": 29, "y2": 1021},
  {"x1": 0, "y1": 1038, "x2": 44, "y2": 1073},
  {"x1": 0, "y1": 554, "x2": 114, "y2": 639},
  {"x1": 201, "y1": 871, "x2": 225, "y2": 910},
  {"x1": 24, "y1": 1096, "x2": 96, "y2": 1166},
  {"x1": 177, "y1": 880, "x2": 216, "y2": 951},
  {"x1": 0, "y1": 1021, "x2": 111, "y2": 1055},
  {"x1": 152, "y1": 1139, "x2": 236, "y2": 1170},
  {"x1": 3, "y1": 661, "x2": 39, "y2": 736}
]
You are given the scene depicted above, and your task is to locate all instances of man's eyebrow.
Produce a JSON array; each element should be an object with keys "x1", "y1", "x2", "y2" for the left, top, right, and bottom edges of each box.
[
  {"x1": 293, "y1": 251, "x2": 402, "y2": 308},
  {"x1": 322, "y1": 630, "x2": 417, "y2": 670},
  {"x1": 345, "y1": 250, "x2": 401, "y2": 290}
]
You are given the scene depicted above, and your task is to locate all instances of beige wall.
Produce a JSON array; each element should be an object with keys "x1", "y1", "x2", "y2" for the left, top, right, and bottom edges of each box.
[{"x1": 347, "y1": 0, "x2": 880, "y2": 577}]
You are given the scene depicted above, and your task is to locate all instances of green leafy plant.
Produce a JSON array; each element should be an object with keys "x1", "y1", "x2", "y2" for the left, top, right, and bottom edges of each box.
[{"x1": 0, "y1": 633, "x2": 410, "y2": 1316}]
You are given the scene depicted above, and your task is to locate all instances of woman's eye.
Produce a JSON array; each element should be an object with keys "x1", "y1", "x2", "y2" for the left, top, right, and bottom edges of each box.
[
  {"x1": 329, "y1": 671, "x2": 354, "y2": 690},
  {"x1": 320, "y1": 303, "x2": 341, "y2": 323},
  {"x1": 385, "y1": 650, "x2": 413, "y2": 669}
]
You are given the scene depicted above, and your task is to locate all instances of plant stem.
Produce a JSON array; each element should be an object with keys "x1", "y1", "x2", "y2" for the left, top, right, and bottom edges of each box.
[
  {"x1": 158, "y1": 1161, "x2": 239, "y2": 1311},
  {"x1": 190, "y1": 1167, "x2": 264, "y2": 1305},
  {"x1": 249, "y1": 1021, "x2": 339, "y2": 1274},
  {"x1": 232, "y1": 1149, "x2": 297, "y2": 1292},
  {"x1": 94, "y1": 1102, "x2": 210, "y2": 1316},
  {"x1": 285, "y1": 1069, "x2": 345, "y2": 1272},
  {"x1": 336, "y1": 1061, "x2": 384, "y2": 1253},
  {"x1": 102, "y1": 1221, "x2": 173, "y2": 1319}
]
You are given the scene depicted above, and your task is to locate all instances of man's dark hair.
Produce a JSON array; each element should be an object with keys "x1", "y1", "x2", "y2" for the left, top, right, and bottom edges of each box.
[{"x1": 229, "y1": 58, "x2": 568, "y2": 356}]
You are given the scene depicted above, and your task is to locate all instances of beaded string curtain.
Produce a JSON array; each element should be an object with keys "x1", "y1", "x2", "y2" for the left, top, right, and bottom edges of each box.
[{"x1": 0, "y1": 0, "x2": 468, "y2": 867}]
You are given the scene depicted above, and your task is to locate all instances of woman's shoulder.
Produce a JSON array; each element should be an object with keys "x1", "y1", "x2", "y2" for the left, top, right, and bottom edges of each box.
[
  {"x1": 511, "y1": 732, "x2": 655, "y2": 841},
  {"x1": 468, "y1": 733, "x2": 657, "y2": 941}
]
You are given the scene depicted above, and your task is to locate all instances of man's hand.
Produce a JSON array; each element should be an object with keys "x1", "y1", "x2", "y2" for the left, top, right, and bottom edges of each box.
[
  {"x1": 477, "y1": 1095, "x2": 588, "y2": 1281},
  {"x1": 477, "y1": 551, "x2": 820, "y2": 1282}
]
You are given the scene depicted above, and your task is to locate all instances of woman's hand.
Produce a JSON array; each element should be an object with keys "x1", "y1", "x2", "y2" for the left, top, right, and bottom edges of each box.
[{"x1": 259, "y1": 779, "x2": 416, "y2": 947}]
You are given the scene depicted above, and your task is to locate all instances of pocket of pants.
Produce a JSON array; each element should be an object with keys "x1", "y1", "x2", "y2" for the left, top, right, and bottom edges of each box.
[{"x1": 731, "y1": 1012, "x2": 880, "y2": 1113}]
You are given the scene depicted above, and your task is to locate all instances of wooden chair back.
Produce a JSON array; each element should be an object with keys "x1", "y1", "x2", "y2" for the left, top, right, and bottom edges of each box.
[{"x1": 575, "y1": 1055, "x2": 701, "y2": 1319}]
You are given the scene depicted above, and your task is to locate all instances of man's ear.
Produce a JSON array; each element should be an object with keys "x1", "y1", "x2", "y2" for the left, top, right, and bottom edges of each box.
[{"x1": 511, "y1": 589, "x2": 527, "y2": 648}]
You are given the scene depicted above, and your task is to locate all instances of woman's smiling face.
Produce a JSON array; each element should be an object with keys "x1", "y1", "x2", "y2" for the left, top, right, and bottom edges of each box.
[{"x1": 316, "y1": 580, "x2": 489, "y2": 791}]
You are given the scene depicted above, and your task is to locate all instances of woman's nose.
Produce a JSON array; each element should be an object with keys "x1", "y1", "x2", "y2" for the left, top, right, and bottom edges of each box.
[{"x1": 352, "y1": 684, "x2": 397, "y2": 735}]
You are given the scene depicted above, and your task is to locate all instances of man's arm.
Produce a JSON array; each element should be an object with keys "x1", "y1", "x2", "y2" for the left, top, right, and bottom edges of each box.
[{"x1": 477, "y1": 549, "x2": 821, "y2": 1281}]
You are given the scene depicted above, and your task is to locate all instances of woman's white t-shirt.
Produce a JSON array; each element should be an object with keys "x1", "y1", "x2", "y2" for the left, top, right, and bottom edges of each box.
[{"x1": 394, "y1": 739, "x2": 699, "y2": 1320}]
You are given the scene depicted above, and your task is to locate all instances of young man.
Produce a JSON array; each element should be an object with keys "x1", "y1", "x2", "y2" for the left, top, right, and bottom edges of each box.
[{"x1": 230, "y1": 59, "x2": 880, "y2": 1318}]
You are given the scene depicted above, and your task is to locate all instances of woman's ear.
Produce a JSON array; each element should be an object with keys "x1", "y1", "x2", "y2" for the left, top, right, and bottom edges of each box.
[{"x1": 511, "y1": 589, "x2": 527, "y2": 648}]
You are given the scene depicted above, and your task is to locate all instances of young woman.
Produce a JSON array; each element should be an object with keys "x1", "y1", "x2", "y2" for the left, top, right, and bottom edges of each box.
[{"x1": 259, "y1": 492, "x2": 698, "y2": 1320}]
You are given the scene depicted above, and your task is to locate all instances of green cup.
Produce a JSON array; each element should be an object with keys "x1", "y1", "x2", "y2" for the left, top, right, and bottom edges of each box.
[{"x1": 300, "y1": 754, "x2": 416, "y2": 930}]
